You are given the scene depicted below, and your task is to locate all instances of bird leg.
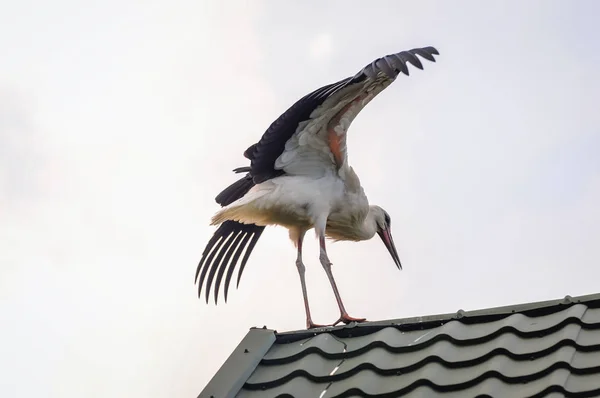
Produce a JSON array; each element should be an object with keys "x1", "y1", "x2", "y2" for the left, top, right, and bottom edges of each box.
[
  {"x1": 295, "y1": 233, "x2": 325, "y2": 329},
  {"x1": 318, "y1": 235, "x2": 367, "y2": 326}
]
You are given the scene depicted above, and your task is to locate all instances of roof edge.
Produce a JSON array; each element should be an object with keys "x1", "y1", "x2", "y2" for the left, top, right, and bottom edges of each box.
[
  {"x1": 198, "y1": 327, "x2": 276, "y2": 398},
  {"x1": 276, "y1": 292, "x2": 600, "y2": 343}
]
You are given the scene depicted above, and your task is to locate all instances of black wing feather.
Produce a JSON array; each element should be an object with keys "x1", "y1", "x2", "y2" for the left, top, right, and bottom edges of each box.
[
  {"x1": 204, "y1": 229, "x2": 237, "y2": 303},
  {"x1": 196, "y1": 230, "x2": 229, "y2": 296},
  {"x1": 196, "y1": 220, "x2": 266, "y2": 304},
  {"x1": 244, "y1": 46, "x2": 439, "y2": 184},
  {"x1": 214, "y1": 171, "x2": 253, "y2": 207},
  {"x1": 213, "y1": 229, "x2": 245, "y2": 303},
  {"x1": 235, "y1": 228, "x2": 264, "y2": 289},
  {"x1": 224, "y1": 231, "x2": 253, "y2": 300},
  {"x1": 196, "y1": 167, "x2": 266, "y2": 303}
]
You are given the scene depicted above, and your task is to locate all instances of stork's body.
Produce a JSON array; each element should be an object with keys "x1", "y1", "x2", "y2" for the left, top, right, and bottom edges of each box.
[
  {"x1": 212, "y1": 168, "x2": 368, "y2": 241},
  {"x1": 196, "y1": 46, "x2": 439, "y2": 328}
]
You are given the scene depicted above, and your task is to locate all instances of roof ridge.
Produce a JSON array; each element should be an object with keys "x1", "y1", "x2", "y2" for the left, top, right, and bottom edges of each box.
[{"x1": 273, "y1": 293, "x2": 600, "y2": 343}]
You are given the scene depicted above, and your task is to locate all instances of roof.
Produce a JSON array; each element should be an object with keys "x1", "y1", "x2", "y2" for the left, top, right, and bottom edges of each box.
[{"x1": 199, "y1": 293, "x2": 600, "y2": 398}]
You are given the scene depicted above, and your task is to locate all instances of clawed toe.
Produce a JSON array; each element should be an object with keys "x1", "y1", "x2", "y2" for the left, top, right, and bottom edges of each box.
[
  {"x1": 307, "y1": 321, "x2": 328, "y2": 329},
  {"x1": 306, "y1": 314, "x2": 367, "y2": 329},
  {"x1": 332, "y1": 313, "x2": 367, "y2": 326}
]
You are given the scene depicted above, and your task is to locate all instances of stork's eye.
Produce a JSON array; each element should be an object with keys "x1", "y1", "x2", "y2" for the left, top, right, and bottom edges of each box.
[{"x1": 384, "y1": 212, "x2": 391, "y2": 226}]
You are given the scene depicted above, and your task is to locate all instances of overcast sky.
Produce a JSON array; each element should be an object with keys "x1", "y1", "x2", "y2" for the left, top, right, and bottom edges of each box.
[{"x1": 1, "y1": 1, "x2": 600, "y2": 397}]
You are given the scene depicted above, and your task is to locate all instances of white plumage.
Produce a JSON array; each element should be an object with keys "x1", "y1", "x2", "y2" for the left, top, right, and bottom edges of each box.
[{"x1": 196, "y1": 46, "x2": 439, "y2": 328}]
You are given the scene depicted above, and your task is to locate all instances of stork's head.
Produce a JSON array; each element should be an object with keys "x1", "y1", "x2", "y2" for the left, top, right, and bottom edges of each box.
[{"x1": 372, "y1": 206, "x2": 402, "y2": 270}]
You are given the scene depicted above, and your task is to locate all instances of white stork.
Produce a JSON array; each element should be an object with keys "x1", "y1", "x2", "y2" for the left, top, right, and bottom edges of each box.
[{"x1": 196, "y1": 46, "x2": 439, "y2": 329}]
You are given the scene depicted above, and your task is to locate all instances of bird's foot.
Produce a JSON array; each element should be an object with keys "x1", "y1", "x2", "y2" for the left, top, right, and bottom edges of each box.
[
  {"x1": 306, "y1": 320, "x2": 328, "y2": 329},
  {"x1": 332, "y1": 313, "x2": 367, "y2": 326}
]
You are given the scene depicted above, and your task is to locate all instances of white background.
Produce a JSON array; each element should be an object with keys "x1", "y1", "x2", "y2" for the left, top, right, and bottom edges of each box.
[{"x1": 1, "y1": 1, "x2": 599, "y2": 396}]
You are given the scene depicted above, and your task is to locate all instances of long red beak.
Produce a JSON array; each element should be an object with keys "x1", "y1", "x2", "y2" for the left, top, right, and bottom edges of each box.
[{"x1": 378, "y1": 228, "x2": 402, "y2": 270}]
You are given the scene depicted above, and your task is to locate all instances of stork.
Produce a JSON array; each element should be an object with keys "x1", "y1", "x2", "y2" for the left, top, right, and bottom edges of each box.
[{"x1": 195, "y1": 46, "x2": 439, "y2": 329}]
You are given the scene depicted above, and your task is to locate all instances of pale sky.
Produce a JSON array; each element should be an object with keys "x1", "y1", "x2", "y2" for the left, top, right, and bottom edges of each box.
[{"x1": 1, "y1": 1, "x2": 600, "y2": 397}]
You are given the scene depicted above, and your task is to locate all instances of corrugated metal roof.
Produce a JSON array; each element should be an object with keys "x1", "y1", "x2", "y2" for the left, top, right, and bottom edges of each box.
[{"x1": 199, "y1": 293, "x2": 600, "y2": 398}]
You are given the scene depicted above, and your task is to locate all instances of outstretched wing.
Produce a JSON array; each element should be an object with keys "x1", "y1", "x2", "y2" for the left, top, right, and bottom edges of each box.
[
  {"x1": 244, "y1": 46, "x2": 439, "y2": 183},
  {"x1": 195, "y1": 168, "x2": 265, "y2": 304}
]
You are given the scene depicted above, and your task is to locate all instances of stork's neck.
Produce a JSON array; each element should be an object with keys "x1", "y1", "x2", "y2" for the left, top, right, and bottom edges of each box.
[
  {"x1": 353, "y1": 208, "x2": 378, "y2": 241},
  {"x1": 326, "y1": 204, "x2": 379, "y2": 242}
]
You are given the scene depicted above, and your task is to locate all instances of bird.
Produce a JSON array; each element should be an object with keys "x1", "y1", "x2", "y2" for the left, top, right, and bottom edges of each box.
[{"x1": 195, "y1": 45, "x2": 439, "y2": 329}]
